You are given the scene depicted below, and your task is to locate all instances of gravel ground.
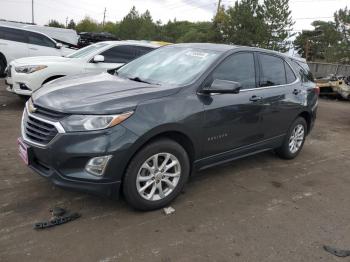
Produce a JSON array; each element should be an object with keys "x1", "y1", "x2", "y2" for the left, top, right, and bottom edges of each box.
[{"x1": 1, "y1": 79, "x2": 350, "y2": 262}]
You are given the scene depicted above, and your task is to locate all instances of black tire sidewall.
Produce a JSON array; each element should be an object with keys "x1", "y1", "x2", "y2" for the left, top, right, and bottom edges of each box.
[
  {"x1": 0, "y1": 57, "x2": 6, "y2": 76},
  {"x1": 123, "y1": 139, "x2": 190, "y2": 211},
  {"x1": 278, "y1": 117, "x2": 307, "y2": 159}
]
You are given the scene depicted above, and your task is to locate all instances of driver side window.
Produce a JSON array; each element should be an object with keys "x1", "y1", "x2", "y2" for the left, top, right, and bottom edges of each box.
[{"x1": 207, "y1": 52, "x2": 256, "y2": 89}]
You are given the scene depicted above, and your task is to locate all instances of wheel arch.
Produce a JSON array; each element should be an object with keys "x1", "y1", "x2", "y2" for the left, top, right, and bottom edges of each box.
[
  {"x1": 298, "y1": 111, "x2": 312, "y2": 134},
  {"x1": 121, "y1": 128, "x2": 197, "y2": 183}
]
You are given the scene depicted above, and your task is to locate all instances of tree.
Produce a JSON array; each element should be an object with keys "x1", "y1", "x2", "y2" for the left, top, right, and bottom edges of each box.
[
  {"x1": 75, "y1": 16, "x2": 100, "y2": 33},
  {"x1": 118, "y1": 6, "x2": 142, "y2": 39},
  {"x1": 67, "y1": 19, "x2": 76, "y2": 29},
  {"x1": 334, "y1": 7, "x2": 350, "y2": 63},
  {"x1": 47, "y1": 19, "x2": 65, "y2": 28},
  {"x1": 262, "y1": 0, "x2": 295, "y2": 52},
  {"x1": 138, "y1": 10, "x2": 157, "y2": 40},
  {"x1": 222, "y1": 0, "x2": 267, "y2": 46}
]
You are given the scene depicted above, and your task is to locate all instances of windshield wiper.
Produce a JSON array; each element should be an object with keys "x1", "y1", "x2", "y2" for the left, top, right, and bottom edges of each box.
[{"x1": 128, "y1": 76, "x2": 154, "y2": 85}]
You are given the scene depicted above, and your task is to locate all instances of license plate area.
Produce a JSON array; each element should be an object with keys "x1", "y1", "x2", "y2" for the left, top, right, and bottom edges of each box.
[{"x1": 18, "y1": 138, "x2": 29, "y2": 165}]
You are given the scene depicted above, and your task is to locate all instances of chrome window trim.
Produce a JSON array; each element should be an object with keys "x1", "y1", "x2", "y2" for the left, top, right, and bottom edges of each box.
[{"x1": 21, "y1": 102, "x2": 65, "y2": 148}]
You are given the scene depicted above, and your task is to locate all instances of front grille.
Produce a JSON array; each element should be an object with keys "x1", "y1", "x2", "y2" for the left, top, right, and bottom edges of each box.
[
  {"x1": 23, "y1": 113, "x2": 58, "y2": 145},
  {"x1": 34, "y1": 105, "x2": 67, "y2": 120}
]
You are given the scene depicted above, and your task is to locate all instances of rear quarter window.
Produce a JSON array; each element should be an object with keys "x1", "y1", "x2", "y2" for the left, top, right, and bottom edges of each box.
[
  {"x1": 291, "y1": 60, "x2": 314, "y2": 83},
  {"x1": 285, "y1": 62, "x2": 296, "y2": 84}
]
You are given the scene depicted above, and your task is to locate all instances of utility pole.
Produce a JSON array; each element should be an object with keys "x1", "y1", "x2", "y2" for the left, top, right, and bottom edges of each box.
[
  {"x1": 31, "y1": 0, "x2": 34, "y2": 24},
  {"x1": 216, "y1": 0, "x2": 222, "y2": 14},
  {"x1": 102, "y1": 8, "x2": 106, "y2": 27},
  {"x1": 66, "y1": 17, "x2": 68, "y2": 28}
]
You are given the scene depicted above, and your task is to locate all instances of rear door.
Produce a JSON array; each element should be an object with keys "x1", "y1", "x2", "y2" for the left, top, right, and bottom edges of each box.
[
  {"x1": 27, "y1": 31, "x2": 60, "y2": 57},
  {"x1": 254, "y1": 53, "x2": 302, "y2": 140},
  {"x1": 0, "y1": 27, "x2": 29, "y2": 62},
  {"x1": 201, "y1": 52, "x2": 264, "y2": 157}
]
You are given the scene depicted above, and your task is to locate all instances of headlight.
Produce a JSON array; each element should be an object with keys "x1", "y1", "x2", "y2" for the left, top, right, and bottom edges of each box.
[
  {"x1": 15, "y1": 65, "x2": 47, "y2": 74},
  {"x1": 60, "y1": 112, "x2": 134, "y2": 132}
]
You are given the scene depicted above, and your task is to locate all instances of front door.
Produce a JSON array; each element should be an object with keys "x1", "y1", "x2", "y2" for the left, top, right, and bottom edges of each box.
[{"x1": 200, "y1": 52, "x2": 265, "y2": 158}]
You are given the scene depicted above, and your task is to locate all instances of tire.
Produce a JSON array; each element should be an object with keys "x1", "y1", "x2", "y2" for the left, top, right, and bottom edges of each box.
[
  {"x1": 275, "y1": 117, "x2": 307, "y2": 160},
  {"x1": 123, "y1": 138, "x2": 190, "y2": 211},
  {"x1": 0, "y1": 56, "x2": 6, "y2": 77}
]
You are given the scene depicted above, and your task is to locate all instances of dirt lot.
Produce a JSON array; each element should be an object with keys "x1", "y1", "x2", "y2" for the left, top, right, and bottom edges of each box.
[{"x1": 0, "y1": 79, "x2": 350, "y2": 262}]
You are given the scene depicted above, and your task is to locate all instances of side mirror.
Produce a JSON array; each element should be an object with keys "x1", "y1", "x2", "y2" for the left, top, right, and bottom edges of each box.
[
  {"x1": 202, "y1": 79, "x2": 242, "y2": 94},
  {"x1": 93, "y1": 55, "x2": 105, "y2": 63},
  {"x1": 56, "y1": 43, "x2": 63, "y2": 49}
]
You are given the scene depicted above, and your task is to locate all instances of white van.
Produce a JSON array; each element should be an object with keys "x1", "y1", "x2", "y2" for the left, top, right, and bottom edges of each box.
[{"x1": 0, "y1": 25, "x2": 74, "y2": 76}]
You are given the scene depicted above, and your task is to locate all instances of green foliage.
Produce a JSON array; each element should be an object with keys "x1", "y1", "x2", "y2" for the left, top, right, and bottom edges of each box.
[
  {"x1": 47, "y1": 19, "x2": 65, "y2": 28},
  {"x1": 67, "y1": 19, "x2": 76, "y2": 30},
  {"x1": 212, "y1": 0, "x2": 294, "y2": 51},
  {"x1": 294, "y1": 7, "x2": 350, "y2": 63},
  {"x1": 76, "y1": 16, "x2": 101, "y2": 33},
  {"x1": 262, "y1": 0, "x2": 295, "y2": 52}
]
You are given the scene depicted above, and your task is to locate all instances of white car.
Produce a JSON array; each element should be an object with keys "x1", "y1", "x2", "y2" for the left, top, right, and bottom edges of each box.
[
  {"x1": 0, "y1": 25, "x2": 74, "y2": 76},
  {"x1": 6, "y1": 41, "x2": 161, "y2": 97}
]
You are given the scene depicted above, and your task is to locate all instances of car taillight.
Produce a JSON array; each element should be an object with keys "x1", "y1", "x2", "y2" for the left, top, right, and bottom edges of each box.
[{"x1": 314, "y1": 85, "x2": 320, "y2": 96}]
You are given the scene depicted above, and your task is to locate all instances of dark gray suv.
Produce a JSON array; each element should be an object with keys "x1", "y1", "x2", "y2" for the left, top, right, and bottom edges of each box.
[{"x1": 18, "y1": 43, "x2": 318, "y2": 210}]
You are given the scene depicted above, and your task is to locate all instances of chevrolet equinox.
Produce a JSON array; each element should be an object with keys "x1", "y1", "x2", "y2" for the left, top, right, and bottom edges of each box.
[{"x1": 19, "y1": 43, "x2": 318, "y2": 210}]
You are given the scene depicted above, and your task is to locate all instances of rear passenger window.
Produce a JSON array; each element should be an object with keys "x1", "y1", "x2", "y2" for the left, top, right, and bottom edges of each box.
[
  {"x1": 285, "y1": 62, "x2": 296, "y2": 83},
  {"x1": 210, "y1": 52, "x2": 256, "y2": 89},
  {"x1": 0, "y1": 27, "x2": 27, "y2": 43},
  {"x1": 258, "y1": 54, "x2": 286, "y2": 87},
  {"x1": 27, "y1": 32, "x2": 56, "y2": 48},
  {"x1": 100, "y1": 45, "x2": 135, "y2": 63}
]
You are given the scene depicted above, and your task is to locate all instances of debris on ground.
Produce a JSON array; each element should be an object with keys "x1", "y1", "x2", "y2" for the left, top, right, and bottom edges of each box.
[
  {"x1": 163, "y1": 206, "x2": 175, "y2": 215},
  {"x1": 33, "y1": 207, "x2": 81, "y2": 230},
  {"x1": 323, "y1": 245, "x2": 350, "y2": 257}
]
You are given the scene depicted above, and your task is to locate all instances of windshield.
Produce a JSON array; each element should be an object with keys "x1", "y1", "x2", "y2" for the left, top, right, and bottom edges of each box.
[
  {"x1": 67, "y1": 43, "x2": 109, "y2": 58},
  {"x1": 117, "y1": 46, "x2": 221, "y2": 86}
]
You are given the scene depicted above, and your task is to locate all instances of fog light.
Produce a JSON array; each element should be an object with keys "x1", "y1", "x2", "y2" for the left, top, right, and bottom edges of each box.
[
  {"x1": 19, "y1": 83, "x2": 30, "y2": 90},
  {"x1": 85, "y1": 155, "x2": 112, "y2": 176}
]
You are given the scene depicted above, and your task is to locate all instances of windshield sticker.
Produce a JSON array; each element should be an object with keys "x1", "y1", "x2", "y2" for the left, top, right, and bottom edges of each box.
[{"x1": 185, "y1": 51, "x2": 209, "y2": 59}]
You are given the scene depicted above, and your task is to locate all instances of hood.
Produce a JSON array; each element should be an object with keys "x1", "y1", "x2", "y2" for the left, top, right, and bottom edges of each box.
[
  {"x1": 32, "y1": 73, "x2": 180, "y2": 114},
  {"x1": 11, "y1": 56, "x2": 78, "y2": 65}
]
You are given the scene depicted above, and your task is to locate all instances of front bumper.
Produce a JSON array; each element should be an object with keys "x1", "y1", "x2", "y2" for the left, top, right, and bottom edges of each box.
[{"x1": 21, "y1": 109, "x2": 139, "y2": 198}]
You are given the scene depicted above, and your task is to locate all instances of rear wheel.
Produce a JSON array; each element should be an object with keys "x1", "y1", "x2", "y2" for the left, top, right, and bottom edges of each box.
[
  {"x1": 0, "y1": 56, "x2": 6, "y2": 77},
  {"x1": 276, "y1": 117, "x2": 307, "y2": 159},
  {"x1": 123, "y1": 138, "x2": 190, "y2": 211}
]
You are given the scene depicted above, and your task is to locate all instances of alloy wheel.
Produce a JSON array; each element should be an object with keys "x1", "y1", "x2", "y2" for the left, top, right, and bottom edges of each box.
[
  {"x1": 136, "y1": 153, "x2": 181, "y2": 201},
  {"x1": 289, "y1": 124, "x2": 305, "y2": 154}
]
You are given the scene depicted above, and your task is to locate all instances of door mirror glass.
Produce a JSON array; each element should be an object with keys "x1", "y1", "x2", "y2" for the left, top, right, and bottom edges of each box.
[
  {"x1": 93, "y1": 55, "x2": 105, "y2": 63},
  {"x1": 202, "y1": 79, "x2": 241, "y2": 94},
  {"x1": 56, "y1": 42, "x2": 63, "y2": 49}
]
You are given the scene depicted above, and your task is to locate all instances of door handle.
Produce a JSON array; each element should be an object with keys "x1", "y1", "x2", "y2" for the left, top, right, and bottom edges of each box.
[
  {"x1": 249, "y1": 95, "x2": 262, "y2": 102},
  {"x1": 293, "y1": 89, "x2": 301, "y2": 95},
  {"x1": 29, "y1": 47, "x2": 38, "y2": 50}
]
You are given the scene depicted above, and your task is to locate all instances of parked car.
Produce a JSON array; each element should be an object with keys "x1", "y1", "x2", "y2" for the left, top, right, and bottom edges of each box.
[
  {"x1": 0, "y1": 25, "x2": 74, "y2": 76},
  {"x1": 315, "y1": 74, "x2": 350, "y2": 100},
  {"x1": 18, "y1": 43, "x2": 318, "y2": 210},
  {"x1": 6, "y1": 41, "x2": 161, "y2": 97}
]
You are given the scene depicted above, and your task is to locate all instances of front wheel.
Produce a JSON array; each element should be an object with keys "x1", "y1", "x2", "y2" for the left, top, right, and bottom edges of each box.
[
  {"x1": 276, "y1": 117, "x2": 307, "y2": 159},
  {"x1": 123, "y1": 138, "x2": 190, "y2": 211}
]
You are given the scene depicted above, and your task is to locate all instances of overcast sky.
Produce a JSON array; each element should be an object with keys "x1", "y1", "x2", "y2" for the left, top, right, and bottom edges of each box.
[{"x1": 0, "y1": 0, "x2": 349, "y2": 33}]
